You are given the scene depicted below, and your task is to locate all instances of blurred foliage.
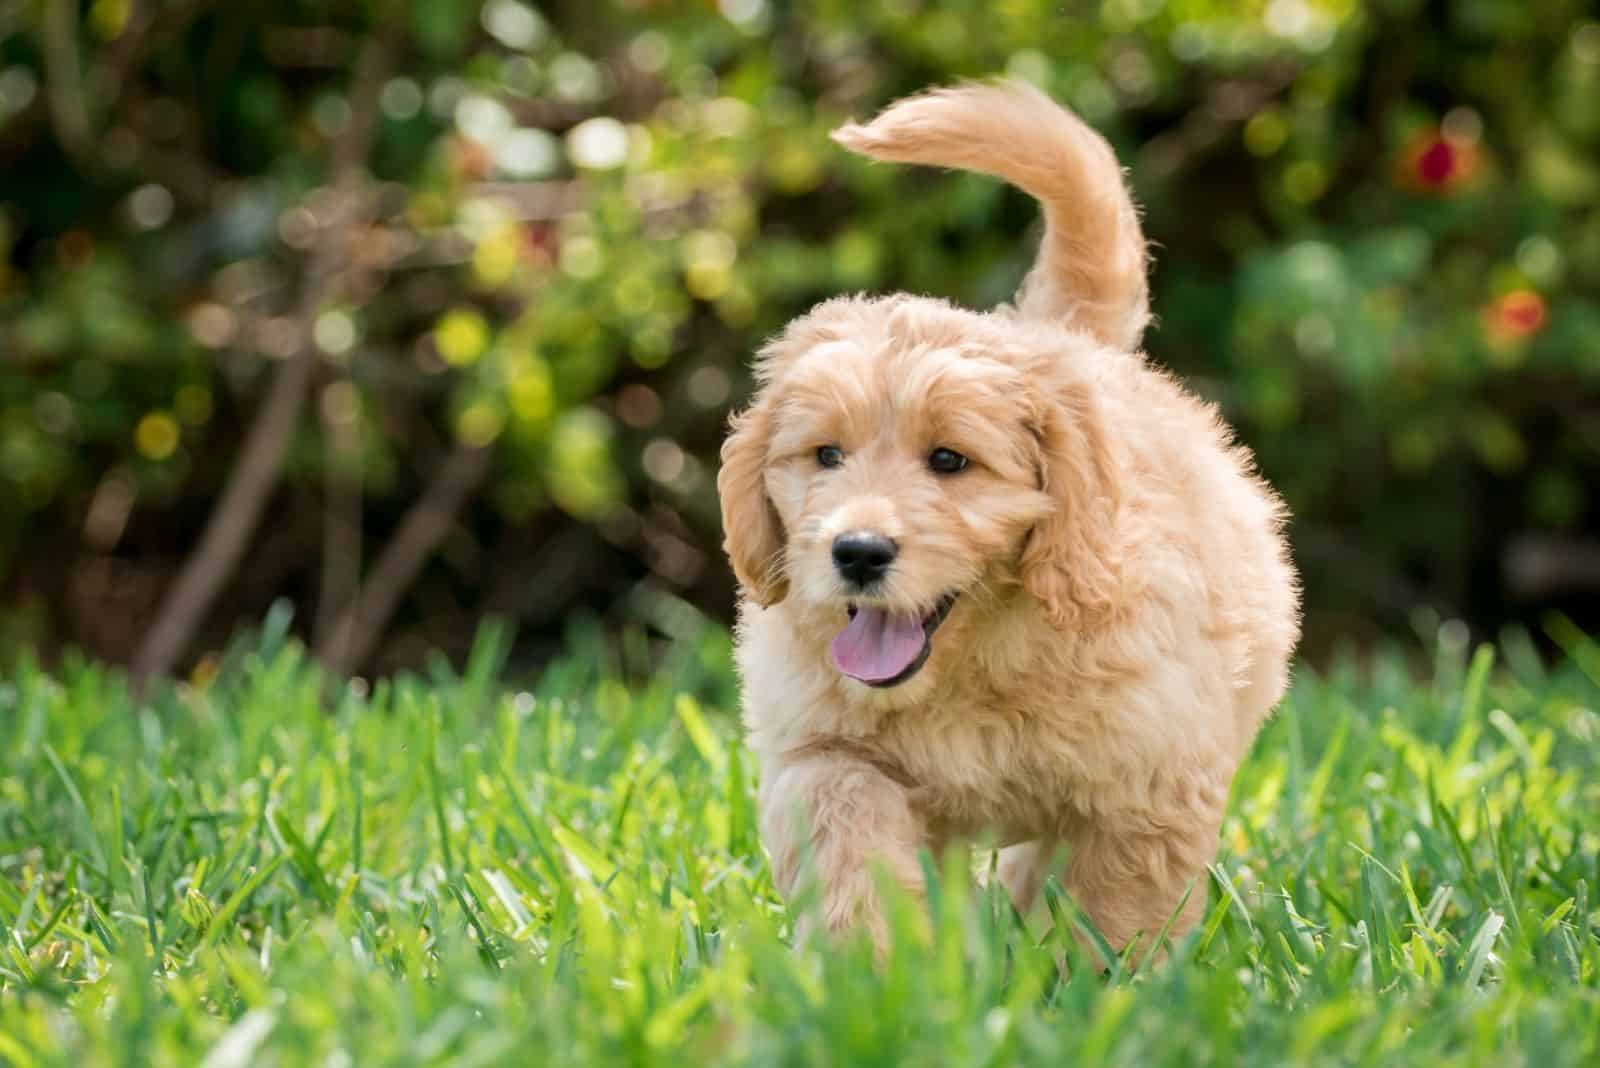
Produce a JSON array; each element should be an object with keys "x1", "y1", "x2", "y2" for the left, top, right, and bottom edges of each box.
[{"x1": 1, "y1": 0, "x2": 1598, "y2": 668}]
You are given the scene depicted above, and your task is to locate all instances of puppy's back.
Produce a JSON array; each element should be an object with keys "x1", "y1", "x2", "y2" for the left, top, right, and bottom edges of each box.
[{"x1": 833, "y1": 82, "x2": 1149, "y2": 352}]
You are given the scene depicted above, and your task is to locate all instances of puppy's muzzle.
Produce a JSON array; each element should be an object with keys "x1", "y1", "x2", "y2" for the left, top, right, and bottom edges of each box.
[{"x1": 832, "y1": 532, "x2": 897, "y2": 588}]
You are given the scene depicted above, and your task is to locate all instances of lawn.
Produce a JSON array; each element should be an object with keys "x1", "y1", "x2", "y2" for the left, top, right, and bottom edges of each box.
[{"x1": 2, "y1": 605, "x2": 1598, "y2": 1066}]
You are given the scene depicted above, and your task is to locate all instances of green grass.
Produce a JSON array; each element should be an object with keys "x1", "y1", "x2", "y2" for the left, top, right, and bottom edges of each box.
[{"x1": 2, "y1": 603, "x2": 1598, "y2": 1066}]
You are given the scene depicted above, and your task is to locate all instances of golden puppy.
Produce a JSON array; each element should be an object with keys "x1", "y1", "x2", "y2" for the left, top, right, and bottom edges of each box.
[{"x1": 718, "y1": 82, "x2": 1300, "y2": 955}]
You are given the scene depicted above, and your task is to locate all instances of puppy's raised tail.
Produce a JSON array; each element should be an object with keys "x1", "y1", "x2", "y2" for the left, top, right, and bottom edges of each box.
[{"x1": 832, "y1": 82, "x2": 1149, "y2": 351}]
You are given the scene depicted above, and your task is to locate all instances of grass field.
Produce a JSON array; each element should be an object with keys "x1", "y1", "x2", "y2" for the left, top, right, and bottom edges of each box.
[{"x1": 2, "y1": 604, "x2": 1599, "y2": 1066}]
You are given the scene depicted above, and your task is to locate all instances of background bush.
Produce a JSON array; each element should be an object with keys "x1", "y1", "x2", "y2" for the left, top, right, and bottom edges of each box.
[{"x1": 2, "y1": 0, "x2": 1598, "y2": 675}]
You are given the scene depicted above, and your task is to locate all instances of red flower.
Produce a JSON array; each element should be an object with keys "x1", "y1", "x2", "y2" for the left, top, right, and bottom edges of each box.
[
  {"x1": 1416, "y1": 140, "x2": 1458, "y2": 185},
  {"x1": 522, "y1": 221, "x2": 558, "y2": 269},
  {"x1": 1482, "y1": 289, "x2": 1547, "y2": 345},
  {"x1": 1398, "y1": 128, "x2": 1479, "y2": 194}
]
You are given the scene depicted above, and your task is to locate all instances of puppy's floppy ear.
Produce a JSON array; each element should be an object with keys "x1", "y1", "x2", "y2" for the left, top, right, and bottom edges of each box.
[
  {"x1": 718, "y1": 395, "x2": 788, "y2": 606},
  {"x1": 1020, "y1": 381, "x2": 1124, "y2": 628}
]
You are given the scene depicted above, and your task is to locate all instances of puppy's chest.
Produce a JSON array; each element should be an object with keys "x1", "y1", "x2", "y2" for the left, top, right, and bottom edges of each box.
[{"x1": 870, "y1": 701, "x2": 1083, "y2": 842}]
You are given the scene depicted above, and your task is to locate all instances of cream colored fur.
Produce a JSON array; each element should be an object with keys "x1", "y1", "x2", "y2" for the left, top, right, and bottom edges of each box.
[{"x1": 718, "y1": 82, "x2": 1300, "y2": 956}]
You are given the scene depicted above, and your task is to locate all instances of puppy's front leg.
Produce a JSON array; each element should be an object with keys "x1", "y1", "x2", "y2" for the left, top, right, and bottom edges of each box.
[{"x1": 760, "y1": 752, "x2": 926, "y2": 950}]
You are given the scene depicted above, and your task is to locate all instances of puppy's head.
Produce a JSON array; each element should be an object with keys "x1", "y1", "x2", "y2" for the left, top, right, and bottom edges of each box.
[
  {"x1": 719, "y1": 297, "x2": 1123, "y2": 696},
  {"x1": 722, "y1": 82, "x2": 1145, "y2": 697}
]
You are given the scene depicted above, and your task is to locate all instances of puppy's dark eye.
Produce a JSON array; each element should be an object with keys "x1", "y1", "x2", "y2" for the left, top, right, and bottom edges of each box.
[
  {"x1": 928, "y1": 447, "x2": 968, "y2": 475},
  {"x1": 816, "y1": 445, "x2": 845, "y2": 469}
]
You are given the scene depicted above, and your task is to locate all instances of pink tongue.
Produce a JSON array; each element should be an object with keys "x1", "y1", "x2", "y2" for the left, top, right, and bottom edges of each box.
[{"x1": 830, "y1": 606, "x2": 927, "y2": 683}]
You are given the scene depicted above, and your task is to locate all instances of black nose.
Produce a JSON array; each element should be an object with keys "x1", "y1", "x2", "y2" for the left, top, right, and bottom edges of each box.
[{"x1": 832, "y1": 532, "x2": 897, "y2": 587}]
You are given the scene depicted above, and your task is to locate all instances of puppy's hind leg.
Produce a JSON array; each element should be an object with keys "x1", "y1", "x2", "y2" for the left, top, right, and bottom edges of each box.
[
  {"x1": 995, "y1": 839, "x2": 1066, "y2": 917},
  {"x1": 1063, "y1": 814, "x2": 1219, "y2": 968}
]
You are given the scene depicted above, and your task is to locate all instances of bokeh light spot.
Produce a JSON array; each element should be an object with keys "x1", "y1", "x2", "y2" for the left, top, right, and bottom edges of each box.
[
  {"x1": 548, "y1": 409, "x2": 622, "y2": 519},
  {"x1": 702, "y1": 98, "x2": 754, "y2": 138},
  {"x1": 567, "y1": 117, "x2": 629, "y2": 170},
  {"x1": 507, "y1": 356, "x2": 554, "y2": 424},
  {"x1": 1293, "y1": 314, "x2": 1336, "y2": 356},
  {"x1": 1283, "y1": 160, "x2": 1327, "y2": 203},
  {"x1": 186, "y1": 303, "x2": 236, "y2": 348},
  {"x1": 455, "y1": 95, "x2": 514, "y2": 146},
  {"x1": 34, "y1": 392, "x2": 74, "y2": 435},
  {"x1": 1244, "y1": 109, "x2": 1288, "y2": 157},
  {"x1": 89, "y1": 0, "x2": 130, "y2": 41},
  {"x1": 642, "y1": 438, "x2": 686, "y2": 484},
  {"x1": 257, "y1": 317, "x2": 303, "y2": 360},
  {"x1": 549, "y1": 52, "x2": 603, "y2": 102},
  {"x1": 474, "y1": 224, "x2": 522, "y2": 287},
  {"x1": 687, "y1": 366, "x2": 731, "y2": 409},
  {"x1": 176, "y1": 385, "x2": 213, "y2": 426},
  {"x1": 685, "y1": 263, "x2": 730, "y2": 300},
  {"x1": 482, "y1": 0, "x2": 547, "y2": 50},
  {"x1": 1515, "y1": 236, "x2": 1562, "y2": 284},
  {"x1": 1441, "y1": 107, "x2": 1482, "y2": 144},
  {"x1": 0, "y1": 67, "x2": 39, "y2": 117},
  {"x1": 457, "y1": 402, "x2": 505, "y2": 447},
  {"x1": 613, "y1": 273, "x2": 656, "y2": 315},
  {"x1": 630, "y1": 325, "x2": 674, "y2": 368},
  {"x1": 380, "y1": 78, "x2": 424, "y2": 121},
  {"x1": 559, "y1": 235, "x2": 603, "y2": 279},
  {"x1": 434, "y1": 308, "x2": 491, "y2": 366},
  {"x1": 320, "y1": 382, "x2": 360, "y2": 427},
  {"x1": 127, "y1": 184, "x2": 174, "y2": 230},
  {"x1": 495, "y1": 128, "x2": 560, "y2": 178},
  {"x1": 719, "y1": 0, "x2": 768, "y2": 30},
  {"x1": 312, "y1": 94, "x2": 352, "y2": 138},
  {"x1": 628, "y1": 32, "x2": 670, "y2": 73},
  {"x1": 314, "y1": 310, "x2": 358, "y2": 357},
  {"x1": 617, "y1": 384, "x2": 662, "y2": 428},
  {"x1": 135, "y1": 412, "x2": 180, "y2": 461}
]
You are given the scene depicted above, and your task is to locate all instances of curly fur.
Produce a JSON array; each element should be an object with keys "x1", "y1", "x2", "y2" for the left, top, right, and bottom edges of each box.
[{"x1": 718, "y1": 82, "x2": 1300, "y2": 956}]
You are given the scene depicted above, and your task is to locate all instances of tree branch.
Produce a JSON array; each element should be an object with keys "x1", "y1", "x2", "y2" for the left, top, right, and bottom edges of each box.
[
  {"x1": 131, "y1": 36, "x2": 391, "y2": 691},
  {"x1": 316, "y1": 445, "x2": 492, "y2": 676},
  {"x1": 312, "y1": 378, "x2": 364, "y2": 654}
]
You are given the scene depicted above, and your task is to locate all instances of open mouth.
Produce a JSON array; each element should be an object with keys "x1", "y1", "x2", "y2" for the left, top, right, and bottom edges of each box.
[{"x1": 830, "y1": 592, "x2": 959, "y2": 688}]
